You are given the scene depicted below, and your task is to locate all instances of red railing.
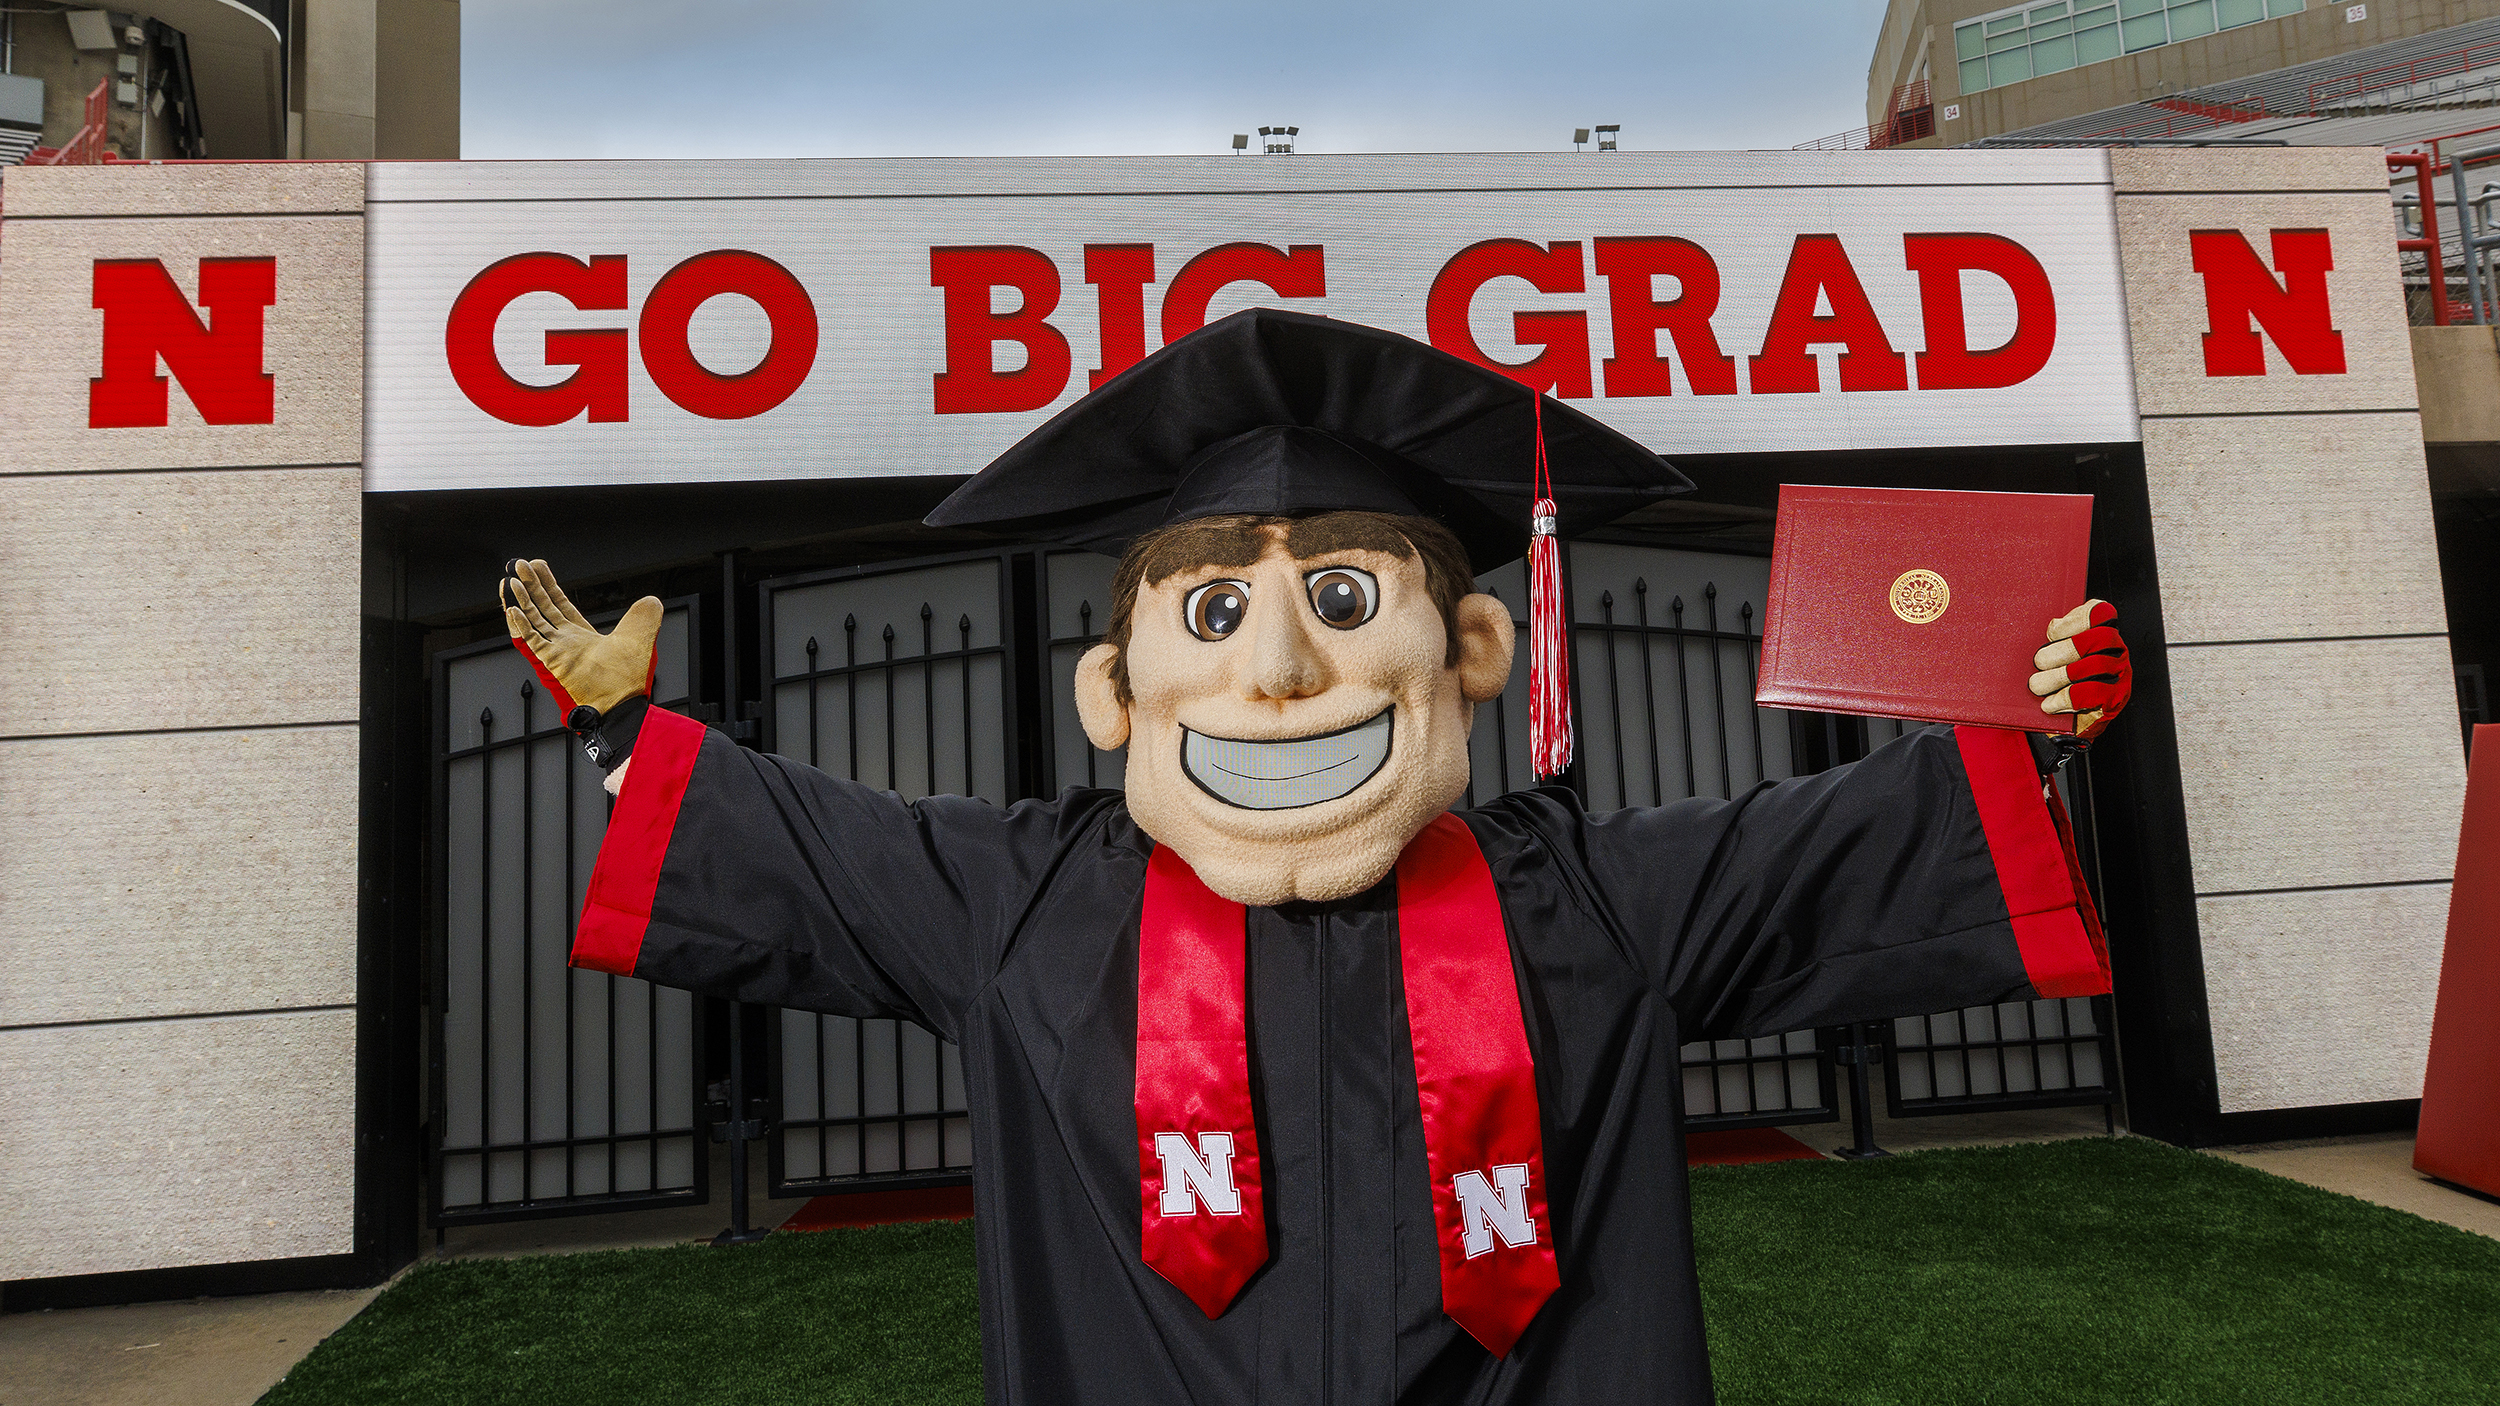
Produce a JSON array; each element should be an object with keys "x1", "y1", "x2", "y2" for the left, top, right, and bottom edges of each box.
[
  {"x1": 25, "y1": 80, "x2": 111, "y2": 166},
  {"x1": 2387, "y1": 151, "x2": 2454, "y2": 325},
  {"x1": 2147, "y1": 96, "x2": 2272, "y2": 123},
  {"x1": 1794, "y1": 80, "x2": 1936, "y2": 152},
  {"x1": 2311, "y1": 37, "x2": 2500, "y2": 110}
]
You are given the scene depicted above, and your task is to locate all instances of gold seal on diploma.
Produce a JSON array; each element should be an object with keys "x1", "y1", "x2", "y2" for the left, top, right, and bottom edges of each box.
[{"x1": 1889, "y1": 569, "x2": 1950, "y2": 624}]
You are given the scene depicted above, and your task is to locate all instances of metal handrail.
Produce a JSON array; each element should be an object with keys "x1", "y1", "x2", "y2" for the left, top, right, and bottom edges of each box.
[
  {"x1": 2389, "y1": 152, "x2": 2454, "y2": 326},
  {"x1": 2448, "y1": 143, "x2": 2500, "y2": 324}
]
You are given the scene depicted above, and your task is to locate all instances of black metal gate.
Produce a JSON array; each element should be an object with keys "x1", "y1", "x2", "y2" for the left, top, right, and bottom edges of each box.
[
  {"x1": 430, "y1": 601, "x2": 709, "y2": 1225},
  {"x1": 757, "y1": 553, "x2": 1014, "y2": 1195},
  {"x1": 430, "y1": 538, "x2": 2116, "y2": 1224}
]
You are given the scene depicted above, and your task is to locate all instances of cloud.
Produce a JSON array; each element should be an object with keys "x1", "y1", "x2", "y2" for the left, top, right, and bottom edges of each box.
[{"x1": 461, "y1": 0, "x2": 1891, "y2": 159}]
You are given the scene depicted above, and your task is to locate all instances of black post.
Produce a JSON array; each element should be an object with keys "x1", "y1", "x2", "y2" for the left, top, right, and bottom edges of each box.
[
  {"x1": 713, "y1": 1000, "x2": 771, "y2": 1246},
  {"x1": 1833, "y1": 1022, "x2": 1891, "y2": 1160}
]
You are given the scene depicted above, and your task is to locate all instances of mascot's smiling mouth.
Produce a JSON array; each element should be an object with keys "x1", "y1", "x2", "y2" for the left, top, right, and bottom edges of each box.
[{"x1": 1181, "y1": 709, "x2": 1394, "y2": 811}]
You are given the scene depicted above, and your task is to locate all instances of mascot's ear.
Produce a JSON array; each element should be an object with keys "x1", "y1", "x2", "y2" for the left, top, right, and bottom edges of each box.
[
  {"x1": 1074, "y1": 643, "x2": 1132, "y2": 751},
  {"x1": 1454, "y1": 594, "x2": 1517, "y2": 705}
]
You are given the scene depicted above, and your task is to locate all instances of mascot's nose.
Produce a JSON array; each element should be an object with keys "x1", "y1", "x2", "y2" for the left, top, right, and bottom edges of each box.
[{"x1": 1243, "y1": 594, "x2": 1331, "y2": 701}]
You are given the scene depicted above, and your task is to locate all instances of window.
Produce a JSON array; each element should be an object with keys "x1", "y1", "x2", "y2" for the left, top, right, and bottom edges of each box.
[{"x1": 1953, "y1": 0, "x2": 2304, "y2": 95}]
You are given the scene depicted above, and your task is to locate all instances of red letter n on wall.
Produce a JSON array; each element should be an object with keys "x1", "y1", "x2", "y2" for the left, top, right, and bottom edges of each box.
[
  {"x1": 2189, "y1": 229, "x2": 2346, "y2": 377},
  {"x1": 89, "y1": 258, "x2": 277, "y2": 427}
]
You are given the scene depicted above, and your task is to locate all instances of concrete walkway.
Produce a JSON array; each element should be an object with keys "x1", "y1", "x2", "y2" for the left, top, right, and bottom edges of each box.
[
  {"x1": 2217, "y1": 1131, "x2": 2500, "y2": 1242},
  {"x1": 0, "y1": 1286, "x2": 380, "y2": 1406},
  {"x1": 7, "y1": 1107, "x2": 2495, "y2": 1405}
]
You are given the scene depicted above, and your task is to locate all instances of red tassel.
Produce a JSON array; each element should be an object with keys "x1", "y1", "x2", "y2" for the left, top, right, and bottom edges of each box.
[{"x1": 1527, "y1": 400, "x2": 1571, "y2": 780}]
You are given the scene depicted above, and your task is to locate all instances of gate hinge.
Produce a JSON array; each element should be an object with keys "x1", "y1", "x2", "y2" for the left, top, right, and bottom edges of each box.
[
  {"x1": 711, "y1": 1118, "x2": 769, "y2": 1143},
  {"x1": 1834, "y1": 1044, "x2": 1881, "y2": 1066}
]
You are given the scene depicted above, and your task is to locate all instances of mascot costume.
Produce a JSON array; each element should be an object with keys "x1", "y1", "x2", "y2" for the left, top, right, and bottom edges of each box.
[{"x1": 503, "y1": 311, "x2": 2130, "y2": 1404}]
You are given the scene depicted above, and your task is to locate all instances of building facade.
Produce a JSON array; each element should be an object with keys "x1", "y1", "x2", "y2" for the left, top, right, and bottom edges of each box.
[
  {"x1": 0, "y1": 147, "x2": 2475, "y2": 1307},
  {"x1": 1859, "y1": 0, "x2": 2500, "y2": 146},
  {"x1": 0, "y1": 0, "x2": 455, "y2": 167}
]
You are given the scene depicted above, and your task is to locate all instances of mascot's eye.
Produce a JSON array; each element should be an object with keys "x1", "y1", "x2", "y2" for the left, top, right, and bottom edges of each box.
[
  {"x1": 1305, "y1": 568, "x2": 1378, "y2": 629},
  {"x1": 1185, "y1": 580, "x2": 1251, "y2": 641}
]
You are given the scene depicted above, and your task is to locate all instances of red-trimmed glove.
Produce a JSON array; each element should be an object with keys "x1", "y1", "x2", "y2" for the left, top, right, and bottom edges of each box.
[
  {"x1": 2029, "y1": 599, "x2": 2131, "y2": 741},
  {"x1": 501, "y1": 558, "x2": 662, "y2": 718}
]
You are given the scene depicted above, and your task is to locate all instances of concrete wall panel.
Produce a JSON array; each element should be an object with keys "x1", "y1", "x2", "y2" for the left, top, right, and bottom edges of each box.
[
  {"x1": 2168, "y1": 636, "x2": 2465, "y2": 895},
  {"x1": 0, "y1": 1009, "x2": 355, "y2": 1280},
  {"x1": 0, "y1": 726, "x2": 359, "y2": 1026},
  {"x1": 0, "y1": 163, "x2": 364, "y2": 218},
  {"x1": 0, "y1": 215, "x2": 363, "y2": 473},
  {"x1": 2106, "y1": 145, "x2": 2394, "y2": 196},
  {"x1": 2141, "y1": 411, "x2": 2449, "y2": 644},
  {"x1": 2411, "y1": 325, "x2": 2500, "y2": 443},
  {"x1": 2198, "y1": 882, "x2": 2453, "y2": 1114},
  {"x1": 2114, "y1": 190, "x2": 2420, "y2": 418},
  {"x1": 0, "y1": 468, "x2": 361, "y2": 737}
]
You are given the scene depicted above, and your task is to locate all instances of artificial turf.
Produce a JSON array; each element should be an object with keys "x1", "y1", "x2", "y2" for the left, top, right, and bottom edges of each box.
[{"x1": 259, "y1": 1138, "x2": 2500, "y2": 1405}]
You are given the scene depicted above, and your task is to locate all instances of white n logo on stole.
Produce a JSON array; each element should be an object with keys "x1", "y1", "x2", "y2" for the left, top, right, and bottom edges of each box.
[
  {"x1": 1155, "y1": 1131, "x2": 1242, "y2": 1216},
  {"x1": 1452, "y1": 1163, "x2": 1537, "y2": 1258}
]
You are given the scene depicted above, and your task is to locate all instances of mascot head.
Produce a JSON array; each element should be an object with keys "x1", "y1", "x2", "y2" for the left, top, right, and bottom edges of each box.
[{"x1": 928, "y1": 310, "x2": 1688, "y2": 906}]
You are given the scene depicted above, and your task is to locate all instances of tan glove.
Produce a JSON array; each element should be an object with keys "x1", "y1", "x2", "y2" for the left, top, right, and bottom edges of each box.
[{"x1": 500, "y1": 559, "x2": 663, "y2": 716}]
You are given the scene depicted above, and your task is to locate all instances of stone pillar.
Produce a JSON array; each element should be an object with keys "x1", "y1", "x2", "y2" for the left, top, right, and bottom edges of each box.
[
  {"x1": 2110, "y1": 147, "x2": 2463, "y2": 1115},
  {"x1": 0, "y1": 163, "x2": 366, "y2": 1281}
]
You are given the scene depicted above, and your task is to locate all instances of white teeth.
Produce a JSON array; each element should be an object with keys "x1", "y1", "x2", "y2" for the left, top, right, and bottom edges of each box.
[{"x1": 1181, "y1": 709, "x2": 1394, "y2": 810}]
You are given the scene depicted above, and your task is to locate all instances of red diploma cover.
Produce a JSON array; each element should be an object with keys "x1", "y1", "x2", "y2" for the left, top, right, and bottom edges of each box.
[
  {"x1": 1756, "y1": 485, "x2": 2093, "y2": 733},
  {"x1": 2415, "y1": 725, "x2": 2500, "y2": 1199}
]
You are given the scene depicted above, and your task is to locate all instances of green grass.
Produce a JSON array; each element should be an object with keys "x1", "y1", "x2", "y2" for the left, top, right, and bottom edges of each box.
[
  {"x1": 263, "y1": 1140, "x2": 2500, "y2": 1405},
  {"x1": 261, "y1": 1220, "x2": 983, "y2": 1406},
  {"x1": 1690, "y1": 1139, "x2": 2500, "y2": 1405}
]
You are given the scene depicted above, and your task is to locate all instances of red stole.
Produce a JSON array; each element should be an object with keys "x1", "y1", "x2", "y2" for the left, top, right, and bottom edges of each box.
[{"x1": 1133, "y1": 814, "x2": 1561, "y2": 1357}]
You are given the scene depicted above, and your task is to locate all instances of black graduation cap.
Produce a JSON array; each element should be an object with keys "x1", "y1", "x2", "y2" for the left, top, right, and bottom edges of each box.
[{"x1": 923, "y1": 308, "x2": 1691, "y2": 573}]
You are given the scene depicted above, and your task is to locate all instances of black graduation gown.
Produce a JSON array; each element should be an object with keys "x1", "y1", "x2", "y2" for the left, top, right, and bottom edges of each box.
[{"x1": 570, "y1": 707, "x2": 2109, "y2": 1406}]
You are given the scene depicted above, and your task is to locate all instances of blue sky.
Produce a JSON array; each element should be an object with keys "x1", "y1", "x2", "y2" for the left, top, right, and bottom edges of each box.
[{"x1": 462, "y1": 1, "x2": 1894, "y2": 159}]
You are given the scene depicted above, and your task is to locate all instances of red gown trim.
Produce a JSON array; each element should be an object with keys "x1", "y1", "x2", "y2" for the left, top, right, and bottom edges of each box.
[
  {"x1": 1953, "y1": 726, "x2": 2112, "y2": 999},
  {"x1": 1395, "y1": 813, "x2": 1562, "y2": 1358},
  {"x1": 1134, "y1": 846, "x2": 1268, "y2": 1319},
  {"x1": 507, "y1": 635, "x2": 579, "y2": 714},
  {"x1": 570, "y1": 706, "x2": 705, "y2": 977}
]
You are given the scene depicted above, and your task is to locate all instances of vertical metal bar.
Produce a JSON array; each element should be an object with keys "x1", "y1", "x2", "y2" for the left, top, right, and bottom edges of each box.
[
  {"x1": 1079, "y1": 600, "x2": 1098, "y2": 788},
  {"x1": 477, "y1": 706, "x2": 495, "y2": 1202},
  {"x1": 606, "y1": 796, "x2": 618, "y2": 1197},
  {"x1": 563, "y1": 677, "x2": 578, "y2": 1201},
  {"x1": 2453, "y1": 153, "x2": 2491, "y2": 324},
  {"x1": 1834, "y1": 1023, "x2": 1889, "y2": 1159},
  {"x1": 960, "y1": 614, "x2": 976, "y2": 796},
  {"x1": 1633, "y1": 579, "x2": 1661, "y2": 806},
  {"x1": 884, "y1": 624, "x2": 899, "y2": 792},
  {"x1": 1704, "y1": 584, "x2": 1732, "y2": 799},
  {"x1": 1741, "y1": 602, "x2": 1768, "y2": 783},
  {"x1": 922, "y1": 603, "x2": 938, "y2": 799},
  {"x1": 855, "y1": 1011, "x2": 868, "y2": 1177},
  {"x1": 1925, "y1": 1014, "x2": 1940, "y2": 1108},
  {"x1": 1669, "y1": 597, "x2": 1697, "y2": 799},
  {"x1": 894, "y1": 1018, "x2": 907, "y2": 1169},
  {"x1": 1600, "y1": 590, "x2": 1626, "y2": 807},
  {"x1": 815, "y1": 1013, "x2": 828, "y2": 1179},
  {"x1": 804, "y1": 636, "x2": 820, "y2": 767},
  {"x1": 845, "y1": 615, "x2": 860, "y2": 782},
  {"x1": 518, "y1": 680, "x2": 535, "y2": 1207},
  {"x1": 713, "y1": 1000, "x2": 768, "y2": 1245}
]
